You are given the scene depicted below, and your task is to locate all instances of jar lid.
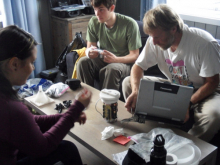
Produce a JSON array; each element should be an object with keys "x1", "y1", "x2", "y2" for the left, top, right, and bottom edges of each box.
[
  {"x1": 154, "y1": 134, "x2": 165, "y2": 146},
  {"x1": 99, "y1": 89, "x2": 120, "y2": 104}
]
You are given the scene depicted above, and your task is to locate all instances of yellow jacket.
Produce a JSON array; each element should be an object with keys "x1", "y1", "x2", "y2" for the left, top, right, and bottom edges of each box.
[{"x1": 71, "y1": 47, "x2": 86, "y2": 79}]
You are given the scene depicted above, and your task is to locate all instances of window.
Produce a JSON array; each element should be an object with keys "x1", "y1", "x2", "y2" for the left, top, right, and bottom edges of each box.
[
  {"x1": 0, "y1": 1, "x2": 4, "y2": 28},
  {"x1": 0, "y1": 6, "x2": 3, "y2": 28},
  {"x1": 0, "y1": 10, "x2": 2, "y2": 28},
  {"x1": 167, "y1": 0, "x2": 220, "y2": 26}
]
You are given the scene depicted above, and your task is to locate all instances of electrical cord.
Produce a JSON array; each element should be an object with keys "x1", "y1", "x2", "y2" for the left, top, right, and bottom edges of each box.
[
  {"x1": 95, "y1": 98, "x2": 103, "y2": 117},
  {"x1": 95, "y1": 98, "x2": 134, "y2": 123},
  {"x1": 121, "y1": 108, "x2": 134, "y2": 123}
]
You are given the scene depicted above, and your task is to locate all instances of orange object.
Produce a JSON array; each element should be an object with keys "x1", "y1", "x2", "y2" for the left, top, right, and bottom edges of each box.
[{"x1": 113, "y1": 135, "x2": 131, "y2": 145}]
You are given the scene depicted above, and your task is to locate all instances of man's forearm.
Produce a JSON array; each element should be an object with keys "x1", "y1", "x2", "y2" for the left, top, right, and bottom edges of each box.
[
  {"x1": 116, "y1": 49, "x2": 139, "y2": 64},
  {"x1": 117, "y1": 53, "x2": 139, "y2": 63},
  {"x1": 191, "y1": 74, "x2": 219, "y2": 104},
  {"x1": 130, "y1": 64, "x2": 144, "y2": 93}
]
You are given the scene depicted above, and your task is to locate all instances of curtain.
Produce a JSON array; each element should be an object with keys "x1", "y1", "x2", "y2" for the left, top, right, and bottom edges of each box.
[
  {"x1": 140, "y1": 0, "x2": 167, "y2": 21},
  {"x1": 0, "y1": 0, "x2": 46, "y2": 78}
]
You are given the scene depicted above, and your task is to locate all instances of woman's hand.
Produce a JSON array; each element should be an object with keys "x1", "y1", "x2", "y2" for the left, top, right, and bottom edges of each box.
[
  {"x1": 75, "y1": 88, "x2": 92, "y2": 108},
  {"x1": 76, "y1": 112, "x2": 87, "y2": 125}
]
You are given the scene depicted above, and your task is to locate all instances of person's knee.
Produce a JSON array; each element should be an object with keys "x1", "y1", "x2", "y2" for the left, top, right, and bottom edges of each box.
[
  {"x1": 122, "y1": 76, "x2": 131, "y2": 100},
  {"x1": 190, "y1": 111, "x2": 220, "y2": 141},
  {"x1": 122, "y1": 77, "x2": 131, "y2": 90},
  {"x1": 100, "y1": 65, "x2": 119, "y2": 75},
  {"x1": 59, "y1": 140, "x2": 79, "y2": 154},
  {"x1": 99, "y1": 65, "x2": 120, "y2": 83}
]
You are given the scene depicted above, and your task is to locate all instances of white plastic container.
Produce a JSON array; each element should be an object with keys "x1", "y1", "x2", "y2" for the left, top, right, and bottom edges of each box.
[
  {"x1": 99, "y1": 89, "x2": 120, "y2": 122},
  {"x1": 171, "y1": 143, "x2": 201, "y2": 165},
  {"x1": 99, "y1": 89, "x2": 120, "y2": 105}
]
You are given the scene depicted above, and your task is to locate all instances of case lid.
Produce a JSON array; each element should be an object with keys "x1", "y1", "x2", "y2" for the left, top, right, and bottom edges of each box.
[{"x1": 100, "y1": 89, "x2": 120, "y2": 104}]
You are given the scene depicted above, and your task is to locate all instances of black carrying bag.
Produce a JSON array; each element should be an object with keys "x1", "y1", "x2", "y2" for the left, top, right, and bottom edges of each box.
[
  {"x1": 66, "y1": 51, "x2": 79, "y2": 79},
  {"x1": 55, "y1": 32, "x2": 86, "y2": 76},
  {"x1": 65, "y1": 78, "x2": 81, "y2": 90},
  {"x1": 123, "y1": 148, "x2": 150, "y2": 165}
]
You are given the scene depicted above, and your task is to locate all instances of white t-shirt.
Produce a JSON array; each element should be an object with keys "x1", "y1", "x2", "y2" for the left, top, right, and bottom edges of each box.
[{"x1": 136, "y1": 24, "x2": 220, "y2": 89}]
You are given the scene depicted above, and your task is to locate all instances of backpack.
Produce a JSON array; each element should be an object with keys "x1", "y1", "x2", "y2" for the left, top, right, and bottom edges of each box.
[
  {"x1": 123, "y1": 148, "x2": 149, "y2": 165},
  {"x1": 55, "y1": 32, "x2": 86, "y2": 76},
  {"x1": 66, "y1": 51, "x2": 79, "y2": 79}
]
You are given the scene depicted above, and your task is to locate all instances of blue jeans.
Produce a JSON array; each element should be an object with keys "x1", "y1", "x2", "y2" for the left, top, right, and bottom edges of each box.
[{"x1": 16, "y1": 140, "x2": 83, "y2": 165}]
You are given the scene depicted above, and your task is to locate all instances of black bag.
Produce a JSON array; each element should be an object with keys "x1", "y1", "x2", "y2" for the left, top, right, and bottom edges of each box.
[
  {"x1": 55, "y1": 32, "x2": 86, "y2": 76},
  {"x1": 40, "y1": 67, "x2": 59, "y2": 81},
  {"x1": 65, "y1": 78, "x2": 81, "y2": 90},
  {"x1": 123, "y1": 148, "x2": 149, "y2": 165},
  {"x1": 66, "y1": 51, "x2": 79, "y2": 79}
]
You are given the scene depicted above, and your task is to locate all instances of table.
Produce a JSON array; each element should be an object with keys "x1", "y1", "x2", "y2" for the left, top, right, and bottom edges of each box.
[{"x1": 24, "y1": 83, "x2": 217, "y2": 165}]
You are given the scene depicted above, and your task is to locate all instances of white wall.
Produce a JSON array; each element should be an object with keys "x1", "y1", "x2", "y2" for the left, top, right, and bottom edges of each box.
[{"x1": 184, "y1": 20, "x2": 220, "y2": 39}]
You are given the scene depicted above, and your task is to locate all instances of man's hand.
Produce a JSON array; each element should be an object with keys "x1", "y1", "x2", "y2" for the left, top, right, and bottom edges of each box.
[
  {"x1": 88, "y1": 45, "x2": 99, "y2": 59},
  {"x1": 184, "y1": 108, "x2": 190, "y2": 123},
  {"x1": 124, "y1": 92, "x2": 138, "y2": 113},
  {"x1": 102, "y1": 50, "x2": 118, "y2": 63}
]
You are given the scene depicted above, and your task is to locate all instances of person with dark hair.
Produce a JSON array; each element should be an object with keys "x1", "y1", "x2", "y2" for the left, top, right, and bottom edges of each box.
[
  {"x1": 0, "y1": 25, "x2": 92, "y2": 165},
  {"x1": 122, "y1": 4, "x2": 220, "y2": 142},
  {"x1": 76, "y1": 0, "x2": 142, "y2": 90}
]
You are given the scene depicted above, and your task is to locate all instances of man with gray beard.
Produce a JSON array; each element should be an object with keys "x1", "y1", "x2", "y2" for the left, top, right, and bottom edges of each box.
[{"x1": 122, "y1": 4, "x2": 220, "y2": 142}]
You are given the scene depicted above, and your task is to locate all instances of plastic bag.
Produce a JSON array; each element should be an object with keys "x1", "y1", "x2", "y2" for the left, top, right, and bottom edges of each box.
[
  {"x1": 113, "y1": 127, "x2": 193, "y2": 165},
  {"x1": 128, "y1": 128, "x2": 192, "y2": 162},
  {"x1": 18, "y1": 78, "x2": 53, "y2": 99},
  {"x1": 45, "y1": 82, "x2": 69, "y2": 98}
]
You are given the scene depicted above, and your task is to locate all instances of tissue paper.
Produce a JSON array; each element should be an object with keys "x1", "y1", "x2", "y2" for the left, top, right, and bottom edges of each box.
[{"x1": 101, "y1": 126, "x2": 114, "y2": 140}]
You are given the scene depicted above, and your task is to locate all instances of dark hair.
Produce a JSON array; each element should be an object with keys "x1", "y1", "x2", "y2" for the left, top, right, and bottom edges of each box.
[
  {"x1": 143, "y1": 4, "x2": 184, "y2": 34},
  {"x1": 90, "y1": 0, "x2": 116, "y2": 9},
  {"x1": 0, "y1": 25, "x2": 38, "y2": 100}
]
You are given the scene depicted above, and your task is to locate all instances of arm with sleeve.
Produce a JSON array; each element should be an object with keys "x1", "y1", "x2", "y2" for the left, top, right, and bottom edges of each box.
[{"x1": 1, "y1": 99, "x2": 84, "y2": 158}]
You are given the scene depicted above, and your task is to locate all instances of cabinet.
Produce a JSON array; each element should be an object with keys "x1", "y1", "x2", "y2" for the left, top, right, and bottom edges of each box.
[{"x1": 51, "y1": 15, "x2": 93, "y2": 62}]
